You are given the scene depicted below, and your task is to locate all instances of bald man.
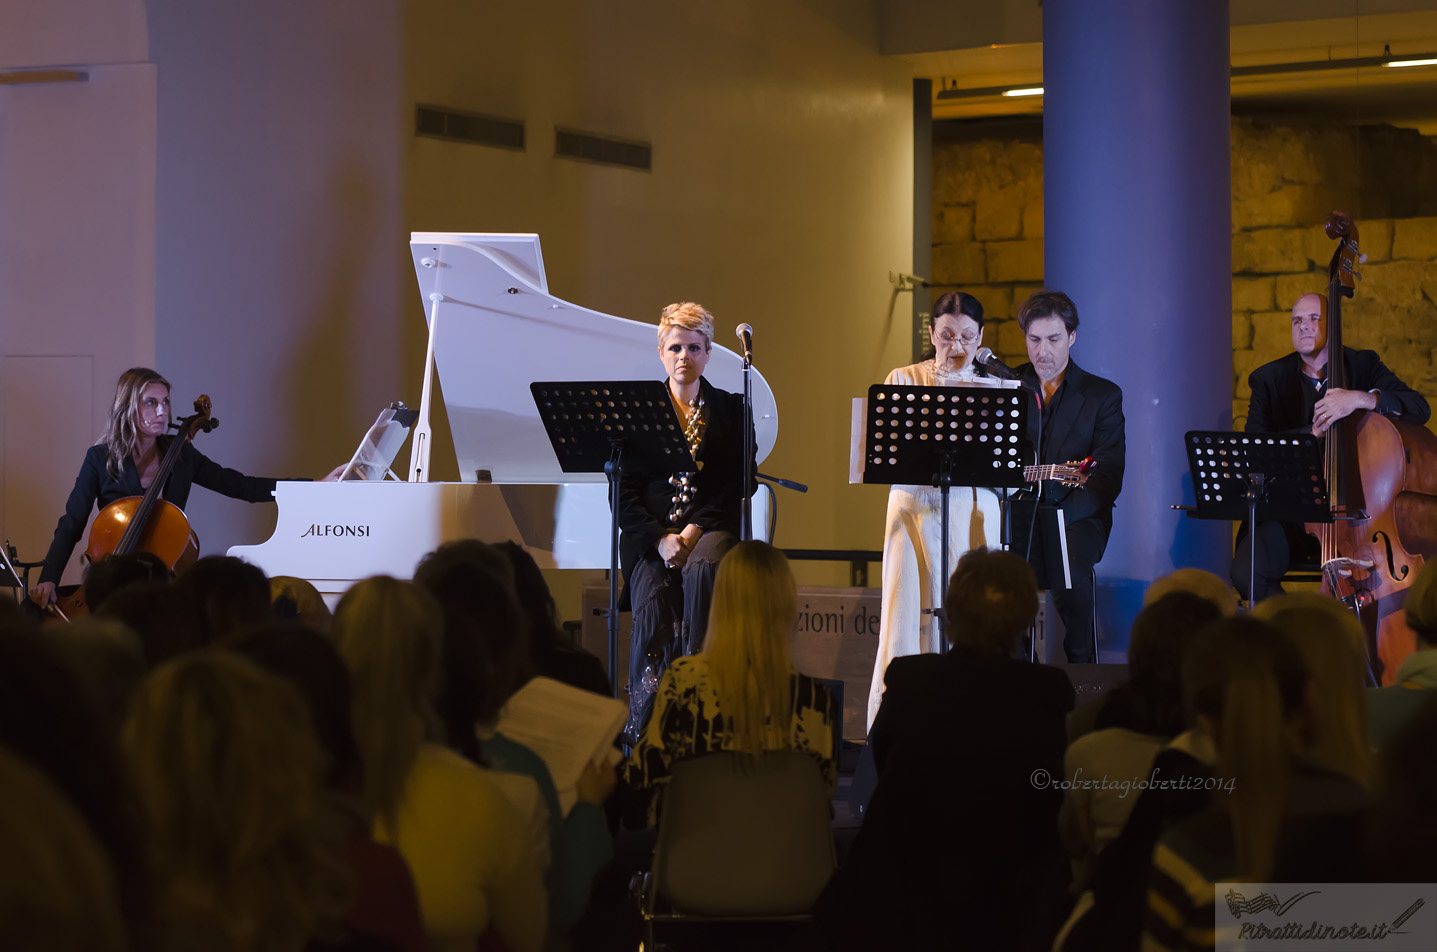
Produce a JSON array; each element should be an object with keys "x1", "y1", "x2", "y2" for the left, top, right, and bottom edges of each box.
[{"x1": 1233, "y1": 292, "x2": 1430, "y2": 603}]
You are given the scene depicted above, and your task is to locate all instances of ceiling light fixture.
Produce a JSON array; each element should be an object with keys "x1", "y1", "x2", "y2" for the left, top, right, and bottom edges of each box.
[{"x1": 936, "y1": 44, "x2": 1437, "y2": 102}]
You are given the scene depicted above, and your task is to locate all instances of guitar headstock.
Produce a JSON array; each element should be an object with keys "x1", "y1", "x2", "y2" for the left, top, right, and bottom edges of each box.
[{"x1": 1052, "y1": 456, "x2": 1097, "y2": 487}]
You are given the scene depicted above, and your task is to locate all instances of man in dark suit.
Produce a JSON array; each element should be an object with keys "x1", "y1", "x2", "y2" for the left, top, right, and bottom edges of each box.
[
  {"x1": 811, "y1": 547, "x2": 1075, "y2": 951},
  {"x1": 1015, "y1": 290, "x2": 1126, "y2": 663},
  {"x1": 616, "y1": 301, "x2": 753, "y2": 739},
  {"x1": 1233, "y1": 291, "x2": 1430, "y2": 602}
]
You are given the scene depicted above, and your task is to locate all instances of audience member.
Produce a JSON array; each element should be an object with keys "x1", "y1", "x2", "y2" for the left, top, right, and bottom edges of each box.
[
  {"x1": 271, "y1": 575, "x2": 334, "y2": 633},
  {"x1": 124, "y1": 651, "x2": 352, "y2": 951},
  {"x1": 413, "y1": 541, "x2": 534, "y2": 761},
  {"x1": 1365, "y1": 693, "x2": 1437, "y2": 882},
  {"x1": 1367, "y1": 557, "x2": 1437, "y2": 749},
  {"x1": 1061, "y1": 592, "x2": 1222, "y2": 884},
  {"x1": 0, "y1": 624, "x2": 153, "y2": 943},
  {"x1": 333, "y1": 576, "x2": 546, "y2": 952},
  {"x1": 1141, "y1": 567, "x2": 1240, "y2": 615},
  {"x1": 1069, "y1": 571, "x2": 1236, "y2": 742},
  {"x1": 496, "y1": 540, "x2": 611, "y2": 696},
  {"x1": 236, "y1": 625, "x2": 426, "y2": 952},
  {"x1": 0, "y1": 747, "x2": 128, "y2": 952},
  {"x1": 172, "y1": 555, "x2": 271, "y2": 646},
  {"x1": 81, "y1": 551, "x2": 170, "y2": 615},
  {"x1": 97, "y1": 580, "x2": 200, "y2": 667},
  {"x1": 1142, "y1": 618, "x2": 1371, "y2": 951},
  {"x1": 624, "y1": 541, "x2": 838, "y2": 827},
  {"x1": 1255, "y1": 593, "x2": 1376, "y2": 787},
  {"x1": 812, "y1": 547, "x2": 1071, "y2": 952},
  {"x1": 416, "y1": 543, "x2": 615, "y2": 934},
  {"x1": 44, "y1": 617, "x2": 147, "y2": 733}
]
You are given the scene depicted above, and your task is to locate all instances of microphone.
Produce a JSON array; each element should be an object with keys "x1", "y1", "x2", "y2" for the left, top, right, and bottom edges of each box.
[
  {"x1": 975, "y1": 347, "x2": 1021, "y2": 380},
  {"x1": 735, "y1": 323, "x2": 753, "y2": 362}
]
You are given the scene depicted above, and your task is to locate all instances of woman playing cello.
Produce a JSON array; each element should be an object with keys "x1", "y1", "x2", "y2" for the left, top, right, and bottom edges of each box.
[{"x1": 30, "y1": 367, "x2": 340, "y2": 610}]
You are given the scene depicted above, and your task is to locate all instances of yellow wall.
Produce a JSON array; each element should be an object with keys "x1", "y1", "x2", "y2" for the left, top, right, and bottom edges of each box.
[
  {"x1": 4, "y1": 1, "x2": 916, "y2": 614},
  {"x1": 403, "y1": 1, "x2": 917, "y2": 602}
]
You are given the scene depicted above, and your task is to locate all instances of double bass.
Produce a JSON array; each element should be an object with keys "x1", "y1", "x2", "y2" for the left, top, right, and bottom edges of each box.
[
  {"x1": 51, "y1": 396, "x2": 220, "y2": 618},
  {"x1": 1307, "y1": 212, "x2": 1437, "y2": 685}
]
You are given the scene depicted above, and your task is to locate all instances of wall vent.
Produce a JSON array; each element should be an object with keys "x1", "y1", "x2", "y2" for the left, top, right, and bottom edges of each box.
[
  {"x1": 415, "y1": 105, "x2": 524, "y2": 151},
  {"x1": 555, "y1": 128, "x2": 651, "y2": 171}
]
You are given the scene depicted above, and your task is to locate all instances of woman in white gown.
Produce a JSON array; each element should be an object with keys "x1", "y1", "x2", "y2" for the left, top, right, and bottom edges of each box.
[{"x1": 868, "y1": 292, "x2": 1005, "y2": 728}]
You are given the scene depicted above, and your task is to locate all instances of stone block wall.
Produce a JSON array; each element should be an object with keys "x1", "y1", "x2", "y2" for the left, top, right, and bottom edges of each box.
[
  {"x1": 927, "y1": 133, "x2": 1045, "y2": 360},
  {"x1": 1230, "y1": 217, "x2": 1437, "y2": 428},
  {"x1": 931, "y1": 117, "x2": 1437, "y2": 427}
]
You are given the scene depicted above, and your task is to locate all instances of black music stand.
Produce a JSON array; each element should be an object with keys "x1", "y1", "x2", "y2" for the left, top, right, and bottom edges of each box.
[
  {"x1": 531, "y1": 381, "x2": 695, "y2": 697},
  {"x1": 1184, "y1": 430, "x2": 1330, "y2": 605},
  {"x1": 862, "y1": 383, "x2": 1029, "y2": 649}
]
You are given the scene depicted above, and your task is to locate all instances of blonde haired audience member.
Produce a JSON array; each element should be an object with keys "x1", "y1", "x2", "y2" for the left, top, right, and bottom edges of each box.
[
  {"x1": 0, "y1": 747, "x2": 128, "y2": 952},
  {"x1": 1143, "y1": 618, "x2": 1371, "y2": 952},
  {"x1": 1069, "y1": 570, "x2": 1238, "y2": 742},
  {"x1": 1142, "y1": 567, "x2": 1240, "y2": 615},
  {"x1": 123, "y1": 651, "x2": 351, "y2": 952},
  {"x1": 333, "y1": 576, "x2": 546, "y2": 952},
  {"x1": 623, "y1": 541, "x2": 838, "y2": 826},
  {"x1": 1255, "y1": 593, "x2": 1376, "y2": 787}
]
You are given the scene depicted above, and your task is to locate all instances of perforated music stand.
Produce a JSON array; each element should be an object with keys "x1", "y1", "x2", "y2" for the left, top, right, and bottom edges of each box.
[
  {"x1": 862, "y1": 383, "x2": 1029, "y2": 650},
  {"x1": 1184, "y1": 430, "x2": 1331, "y2": 605},
  {"x1": 532, "y1": 381, "x2": 695, "y2": 696}
]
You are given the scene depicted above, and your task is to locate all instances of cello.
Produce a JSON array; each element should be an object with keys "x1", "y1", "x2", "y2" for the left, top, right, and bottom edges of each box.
[
  {"x1": 52, "y1": 395, "x2": 220, "y2": 618},
  {"x1": 1307, "y1": 212, "x2": 1437, "y2": 685}
]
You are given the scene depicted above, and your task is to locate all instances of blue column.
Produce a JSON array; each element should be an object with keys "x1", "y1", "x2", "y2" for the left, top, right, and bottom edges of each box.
[{"x1": 1043, "y1": 0, "x2": 1232, "y2": 656}]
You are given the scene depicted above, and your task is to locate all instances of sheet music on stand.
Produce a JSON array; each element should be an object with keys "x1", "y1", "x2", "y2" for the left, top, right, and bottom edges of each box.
[
  {"x1": 1184, "y1": 431, "x2": 1330, "y2": 523},
  {"x1": 850, "y1": 382, "x2": 1028, "y2": 650},
  {"x1": 340, "y1": 403, "x2": 421, "y2": 481},
  {"x1": 854, "y1": 383, "x2": 1029, "y2": 488}
]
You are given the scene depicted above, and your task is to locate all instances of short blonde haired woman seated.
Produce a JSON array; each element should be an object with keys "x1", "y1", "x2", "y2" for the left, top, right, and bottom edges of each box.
[{"x1": 623, "y1": 542, "x2": 838, "y2": 827}]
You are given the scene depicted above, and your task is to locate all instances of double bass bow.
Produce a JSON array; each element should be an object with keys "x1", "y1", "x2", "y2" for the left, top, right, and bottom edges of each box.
[
  {"x1": 1307, "y1": 211, "x2": 1437, "y2": 684},
  {"x1": 52, "y1": 396, "x2": 220, "y2": 618}
]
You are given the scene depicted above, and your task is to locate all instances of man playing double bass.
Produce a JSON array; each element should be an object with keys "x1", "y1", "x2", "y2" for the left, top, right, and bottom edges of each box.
[{"x1": 1232, "y1": 292, "x2": 1431, "y2": 603}]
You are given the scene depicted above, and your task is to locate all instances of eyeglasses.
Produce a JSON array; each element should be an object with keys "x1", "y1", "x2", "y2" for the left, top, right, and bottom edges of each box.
[{"x1": 935, "y1": 333, "x2": 979, "y2": 346}]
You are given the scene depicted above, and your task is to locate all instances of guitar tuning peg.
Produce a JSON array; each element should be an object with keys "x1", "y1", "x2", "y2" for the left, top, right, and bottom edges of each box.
[{"x1": 1358, "y1": 254, "x2": 1368, "y2": 264}]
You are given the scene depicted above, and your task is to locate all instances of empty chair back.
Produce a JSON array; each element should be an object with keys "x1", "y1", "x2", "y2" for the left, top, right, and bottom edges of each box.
[{"x1": 654, "y1": 751, "x2": 834, "y2": 916}]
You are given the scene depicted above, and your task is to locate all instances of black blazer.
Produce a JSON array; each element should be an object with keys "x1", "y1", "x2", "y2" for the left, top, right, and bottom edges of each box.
[
  {"x1": 813, "y1": 646, "x2": 1075, "y2": 950},
  {"x1": 615, "y1": 377, "x2": 754, "y2": 594},
  {"x1": 1017, "y1": 359, "x2": 1127, "y2": 531},
  {"x1": 40, "y1": 440, "x2": 279, "y2": 585},
  {"x1": 1245, "y1": 347, "x2": 1430, "y2": 434}
]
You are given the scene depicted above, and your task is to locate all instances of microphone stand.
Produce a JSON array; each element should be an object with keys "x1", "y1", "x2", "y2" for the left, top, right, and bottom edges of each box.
[
  {"x1": 740, "y1": 336, "x2": 754, "y2": 541},
  {"x1": 979, "y1": 355, "x2": 1045, "y2": 662}
]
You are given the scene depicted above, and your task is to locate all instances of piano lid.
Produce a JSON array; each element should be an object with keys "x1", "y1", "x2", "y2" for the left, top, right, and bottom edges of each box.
[{"x1": 410, "y1": 233, "x2": 778, "y2": 484}]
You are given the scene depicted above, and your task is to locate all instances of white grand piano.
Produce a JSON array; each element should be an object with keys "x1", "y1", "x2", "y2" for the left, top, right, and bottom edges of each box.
[{"x1": 230, "y1": 233, "x2": 778, "y2": 599}]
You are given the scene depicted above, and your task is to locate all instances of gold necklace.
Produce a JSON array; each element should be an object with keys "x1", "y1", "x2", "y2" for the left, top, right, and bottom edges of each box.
[{"x1": 668, "y1": 393, "x2": 705, "y2": 524}]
